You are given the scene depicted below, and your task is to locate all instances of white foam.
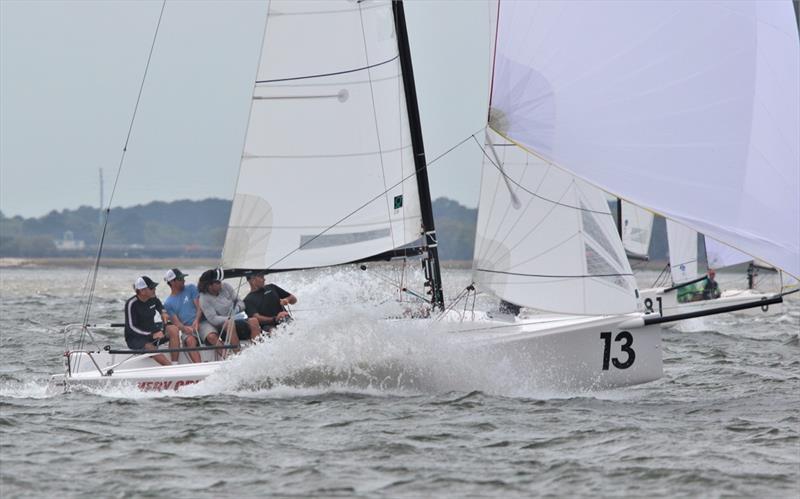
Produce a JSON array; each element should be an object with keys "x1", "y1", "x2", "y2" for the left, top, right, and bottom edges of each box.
[{"x1": 0, "y1": 380, "x2": 51, "y2": 399}]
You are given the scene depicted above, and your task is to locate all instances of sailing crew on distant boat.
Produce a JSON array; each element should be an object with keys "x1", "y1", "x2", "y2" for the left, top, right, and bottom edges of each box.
[
  {"x1": 677, "y1": 269, "x2": 722, "y2": 303},
  {"x1": 124, "y1": 276, "x2": 181, "y2": 366},
  {"x1": 163, "y1": 268, "x2": 203, "y2": 363},
  {"x1": 198, "y1": 268, "x2": 261, "y2": 349},
  {"x1": 244, "y1": 271, "x2": 297, "y2": 334},
  {"x1": 702, "y1": 269, "x2": 721, "y2": 300}
]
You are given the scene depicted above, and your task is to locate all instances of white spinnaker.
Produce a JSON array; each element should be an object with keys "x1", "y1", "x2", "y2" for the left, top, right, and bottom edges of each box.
[
  {"x1": 621, "y1": 202, "x2": 654, "y2": 260},
  {"x1": 666, "y1": 220, "x2": 699, "y2": 285},
  {"x1": 705, "y1": 237, "x2": 752, "y2": 270},
  {"x1": 491, "y1": 0, "x2": 799, "y2": 278},
  {"x1": 473, "y1": 129, "x2": 638, "y2": 315},
  {"x1": 222, "y1": 0, "x2": 423, "y2": 270}
]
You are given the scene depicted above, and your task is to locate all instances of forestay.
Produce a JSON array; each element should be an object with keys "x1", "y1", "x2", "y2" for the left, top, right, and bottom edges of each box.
[
  {"x1": 223, "y1": 0, "x2": 423, "y2": 270},
  {"x1": 473, "y1": 128, "x2": 639, "y2": 315},
  {"x1": 666, "y1": 220, "x2": 699, "y2": 285},
  {"x1": 490, "y1": 0, "x2": 800, "y2": 278},
  {"x1": 621, "y1": 202, "x2": 654, "y2": 260}
]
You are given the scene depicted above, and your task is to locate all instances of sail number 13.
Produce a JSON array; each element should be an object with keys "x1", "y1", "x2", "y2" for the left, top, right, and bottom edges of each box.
[{"x1": 600, "y1": 331, "x2": 635, "y2": 370}]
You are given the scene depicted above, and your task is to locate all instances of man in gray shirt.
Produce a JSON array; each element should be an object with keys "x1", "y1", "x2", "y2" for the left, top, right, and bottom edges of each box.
[{"x1": 198, "y1": 268, "x2": 261, "y2": 347}]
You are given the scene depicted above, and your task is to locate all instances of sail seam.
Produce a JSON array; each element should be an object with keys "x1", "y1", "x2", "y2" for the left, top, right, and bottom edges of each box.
[
  {"x1": 475, "y1": 268, "x2": 633, "y2": 278},
  {"x1": 255, "y1": 56, "x2": 398, "y2": 84},
  {"x1": 243, "y1": 144, "x2": 410, "y2": 160}
]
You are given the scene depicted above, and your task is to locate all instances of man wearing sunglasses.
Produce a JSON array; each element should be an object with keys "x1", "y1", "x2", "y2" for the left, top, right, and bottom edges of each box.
[{"x1": 163, "y1": 268, "x2": 203, "y2": 363}]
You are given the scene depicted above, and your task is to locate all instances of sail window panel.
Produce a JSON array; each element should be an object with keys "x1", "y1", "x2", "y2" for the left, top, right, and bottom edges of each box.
[
  {"x1": 579, "y1": 201, "x2": 624, "y2": 269},
  {"x1": 473, "y1": 130, "x2": 637, "y2": 315},
  {"x1": 257, "y1": 1, "x2": 391, "y2": 83},
  {"x1": 583, "y1": 242, "x2": 633, "y2": 293},
  {"x1": 492, "y1": 1, "x2": 799, "y2": 278}
]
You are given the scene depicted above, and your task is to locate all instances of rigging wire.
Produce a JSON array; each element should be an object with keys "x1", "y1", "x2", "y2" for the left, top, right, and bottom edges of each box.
[
  {"x1": 263, "y1": 126, "x2": 487, "y2": 271},
  {"x1": 471, "y1": 135, "x2": 610, "y2": 216},
  {"x1": 356, "y1": 2, "x2": 397, "y2": 252},
  {"x1": 78, "y1": 0, "x2": 168, "y2": 348}
]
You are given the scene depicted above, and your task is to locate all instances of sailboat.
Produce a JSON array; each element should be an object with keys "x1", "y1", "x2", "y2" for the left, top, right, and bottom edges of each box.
[
  {"x1": 616, "y1": 202, "x2": 787, "y2": 318},
  {"x1": 50, "y1": 0, "x2": 798, "y2": 393},
  {"x1": 638, "y1": 219, "x2": 788, "y2": 317}
]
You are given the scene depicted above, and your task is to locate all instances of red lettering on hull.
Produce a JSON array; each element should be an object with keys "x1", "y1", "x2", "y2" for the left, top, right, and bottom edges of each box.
[{"x1": 136, "y1": 379, "x2": 198, "y2": 391}]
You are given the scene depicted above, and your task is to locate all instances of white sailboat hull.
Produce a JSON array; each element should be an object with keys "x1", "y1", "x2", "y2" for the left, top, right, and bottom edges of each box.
[
  {"x1": 50, "y1": 315, "x2": 662, "y2": 393},
  {"x1": 445, "y1": 313, "x2": 662, "y2": 391},
  {"x1": 48, "y1": 350, "x2": 224, "y2": 394},
  {"x1": 640, "y1": 288, "x2": 781, "y2": 318}
]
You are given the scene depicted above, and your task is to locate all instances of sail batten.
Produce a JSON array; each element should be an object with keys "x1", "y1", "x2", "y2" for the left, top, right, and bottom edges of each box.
[{"x1": 491, "y1": 0, "x2": 800, "y2": 278}]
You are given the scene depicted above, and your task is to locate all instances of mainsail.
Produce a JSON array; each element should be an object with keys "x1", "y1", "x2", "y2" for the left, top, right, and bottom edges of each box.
[
  {"x1": 665, "y1": 220, "x2": 700, "y2": 285},
  {"x1": 222, "y1": 0, "x2": 430, "y2": 273},
  {"x1": 473, "y1": 129, "x2": 639, "y2": 315},
  {"x1": 489, "y1": 1, "x2": 800, "y2": 278}
]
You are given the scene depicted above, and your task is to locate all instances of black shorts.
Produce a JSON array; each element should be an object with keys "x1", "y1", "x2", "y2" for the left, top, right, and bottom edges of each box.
[
  {"x1": 125, "y1": 332, "x2": 168, "y2": 350},
  {"x1": 203, "y1": 319, "x2": 253, "y2": 345}
]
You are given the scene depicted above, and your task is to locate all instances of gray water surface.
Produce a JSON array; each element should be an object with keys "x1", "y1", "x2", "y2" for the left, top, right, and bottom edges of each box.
[{"x1": 1, "y1": 265, "x2": 798, "y2": 498}]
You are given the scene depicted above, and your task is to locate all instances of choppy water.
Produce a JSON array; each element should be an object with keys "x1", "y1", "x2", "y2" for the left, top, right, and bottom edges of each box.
[{"x1": 1, "y1": 265, "x2": 798, "y2": 498}]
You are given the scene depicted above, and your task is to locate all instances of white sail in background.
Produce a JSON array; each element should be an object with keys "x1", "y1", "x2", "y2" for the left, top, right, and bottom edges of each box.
[
  {"x1": 705, "y1": 237, "x2": 752, "y2": 270},
  {"x1": 621, "y1": 202, "x2": 654, "y2": 260},
  {"x1": 666, "y1": 220, "x2": 699, "y2": 285},
  {"x1": 473, "y1": 128, "x2": 638, "y2": 315},
  {"x1": 490, "y1": 0, "x2": 799, "y2": 278},
  {"x1": 222, "y1": 0, "x2": 423, "y2": 270}
]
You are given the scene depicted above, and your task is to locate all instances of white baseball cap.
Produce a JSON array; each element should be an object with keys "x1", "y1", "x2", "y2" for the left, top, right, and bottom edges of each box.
[
  {"x1": 134, "y1": 276, "x2": 158, "y2": 290},
  {"x1": 164, "y1": 268, "x2": 188, "y2": 282}
]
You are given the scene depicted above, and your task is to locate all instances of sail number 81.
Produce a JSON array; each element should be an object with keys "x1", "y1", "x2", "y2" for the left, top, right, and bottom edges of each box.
[{"x1": 600, "y1": 331, "x2": 635, "y2": 370}]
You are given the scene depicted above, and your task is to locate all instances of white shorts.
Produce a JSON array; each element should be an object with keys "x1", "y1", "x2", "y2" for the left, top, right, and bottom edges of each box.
[{"x1": 197, "y1": 320, "x2": 219, "y2": 344}]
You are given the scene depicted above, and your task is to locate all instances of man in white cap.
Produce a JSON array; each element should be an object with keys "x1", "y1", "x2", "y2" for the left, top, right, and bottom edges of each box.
[
  {"x1": 124, "y1": 275, "x2": 181, "y2": 366},
  {"x1": 163, "y1": 268, "x2": 202, "y2": 363}
]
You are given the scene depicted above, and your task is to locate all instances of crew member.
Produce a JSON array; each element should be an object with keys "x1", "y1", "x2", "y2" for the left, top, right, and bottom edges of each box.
[
  {"x1": 124, "y1": 276, "x2": 181, "y2": 366},
  {"x1": 244, "y1": 271, "x2": 297, "y2": 333}
]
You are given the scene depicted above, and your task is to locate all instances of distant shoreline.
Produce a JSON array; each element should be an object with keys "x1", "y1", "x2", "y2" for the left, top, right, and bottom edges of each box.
[{"x1": 0, "y1": 257, "x2": 221, "y2": 269}]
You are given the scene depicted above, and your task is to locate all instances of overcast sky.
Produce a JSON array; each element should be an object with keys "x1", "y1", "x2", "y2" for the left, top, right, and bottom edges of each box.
[{"x1": 0, "y1": 0, "x2": 491, "y2": 218}]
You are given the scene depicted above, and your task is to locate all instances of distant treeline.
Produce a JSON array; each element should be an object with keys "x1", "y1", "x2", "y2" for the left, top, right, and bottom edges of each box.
[{"x1": 0, "y1": 197, "x2": 669, "y2": 261}]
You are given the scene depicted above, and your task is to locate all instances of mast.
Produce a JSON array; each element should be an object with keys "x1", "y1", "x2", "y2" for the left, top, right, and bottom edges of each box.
[
  {"x1": 616, "y1": 197, "x2": 623, "y2": 240},
  {"x1": 392, "y1": 0, "x2": 444, "y2": 310}
]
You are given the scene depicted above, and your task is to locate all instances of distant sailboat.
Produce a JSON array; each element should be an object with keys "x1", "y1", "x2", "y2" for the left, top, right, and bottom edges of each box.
[{"x1": 639, "y1": 219, "x2": 787, "y2": 317}]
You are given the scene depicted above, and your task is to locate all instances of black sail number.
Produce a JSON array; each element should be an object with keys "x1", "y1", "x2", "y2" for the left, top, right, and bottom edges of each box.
[{"x1": 600, "y1": 331, "x2": 636, "y2": 370}]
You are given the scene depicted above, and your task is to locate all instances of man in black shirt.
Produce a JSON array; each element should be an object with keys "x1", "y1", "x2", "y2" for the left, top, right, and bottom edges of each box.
[
  {"x1": 244, "y1": 272, "x2": 297, "y2": 333},
  {"x1": 124, "y1": 276, "x2": 181, "y2": 366}
]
